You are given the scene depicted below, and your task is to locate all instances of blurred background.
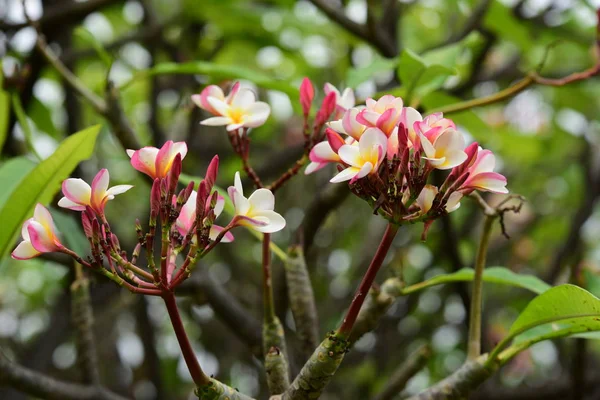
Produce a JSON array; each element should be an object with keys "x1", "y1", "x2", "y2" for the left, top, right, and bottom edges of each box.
[{"x1": 2, "y1": 0, "x2": 600, "y2": 399}]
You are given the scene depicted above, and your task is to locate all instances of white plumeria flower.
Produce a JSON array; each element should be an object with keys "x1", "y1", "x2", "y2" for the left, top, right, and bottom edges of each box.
[
  {"x1": 228, "y1": 172, "x2": 286, "y2": 233},
  {"x1": 197, "y1": 84, "x2": 271, "y2": 132},
  {"x1": 12, "y1": 204, "x2": 64, "y2": 260},
  {"x1": 419, "y1": 129, "x2": 468, "y2": 170},
  {"x1": 176, "y1": 191, "x2": 234, "y2": 243},
  {"x1": 58, "y1": 169, "x2": 132, "y2": 214},
  {"x1": 330, "y1": 128, "x2": 387, "y2": 183}
]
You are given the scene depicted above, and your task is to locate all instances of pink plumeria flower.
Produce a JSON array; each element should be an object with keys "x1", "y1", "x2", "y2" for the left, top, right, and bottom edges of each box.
[
  {"x1": 357, "y1": 95, "x2": 404, "y2": 131},
  {"x1": 12, "y1": 204, "x2": 64, "y2": 260},
  {"x1": 175, "y1": 191, "x2": 234, "y2": 243},
  {"x1": 324, "y1": 83, "x2": 355, "y2": 118},
  {"x1": 331, "y1": 128, "x2": 387, "y2": 183},
  {"x1": 195, "y1": 83, "x2": 271, "y2": 132},
  {"x1": 126, "y1": 141, "x2": 188, "y2": 180},
  {"x1": 305, "y1": 141, "x2": 341, "y2": 175},
  {"x1": 59, "y1": 169, "x2": 133, "y2": 214},
  {"x1": 192, "y1": 82, "x2": 241, "y2": 115},
  {"x1": 419, "y1": 129, "x2": 468, "y2": 170},
  {"x1": 460, "y1": 148, "x2": 508, "y2": 194},
  {"x1": 228, "y1": 172, "x2": 286, "y2": 233}
]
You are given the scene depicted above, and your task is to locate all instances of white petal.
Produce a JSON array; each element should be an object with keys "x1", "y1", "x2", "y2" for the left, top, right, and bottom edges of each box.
[
  {"x1": 231, "y1": 89, "x2": 256, "y2": 108},
  {"x1": 201, "y1": 116, "x2": 231, "y2": 126},
  {"x1": 106, "y1": 185, "x2": 133, "y2": 196},
  {"x1": 248, "y1": 188, "x2": 275, "y2": 211},
  {"x1": 62, "y1": 178, "x2": 91, "y2": 204},
  {"x1": 359, "y1": 128, "x2": 387, "y2": 159},
  {"x1": 207, "y1": 97, "x2": 230, "y2": 116},
  {"x1": 126, "y1": 149, "x2": 135, "y2": 158},
  {"x1": 234, "y1": 171, "x2": 243, "y2": 195},
  {"x1": 338, "y1": 145, "x2": 362, "y2": 168},
  {"x1": 11, "y1": 240, "x2": 40, "y2": 260},
  {"x1": 416, "y1": 185, "x2": 438, "y2": 213},
  {"x1": 304, "y1": 162, "x2": 323, "y2": 175},
  {"x1": 243, "y1": 102, "x2": 271, "y2": 127},
  {"x1": 58, "y1": 197, "x2": 86, "y2": 211},
  {"x1": 330, "y1": 167, "x2": 360, "y2": 183},
  {"x1": 250, "y1": 210, "x2": 286, "y2": 233},
  {"x1": 419, "y1": 133, "x2": 436, "y2": 159}
]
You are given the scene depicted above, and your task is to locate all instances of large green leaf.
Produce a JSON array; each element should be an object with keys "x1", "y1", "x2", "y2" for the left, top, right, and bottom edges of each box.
[
  {"x1": 0, "y1": 125, "x2": 101, "y2": 260},
  {"x1": 507, "y1": 284, "x2": 600, "y2": 338},
  {"x1": 121, "y1": 61, "x2": 299, "y2": 98},
  {"x1": 0, "y1": 157, "x2": 37, "y2": 209},
  {"x1": 489, "y1": 284, "x2": 600, "y2": 363},
  {"x1": 400, "y1": 266, "x2": 551, "y2": 296},
  {"x1": 0, "y1": 65, "x2": 9, "y2": 151}
]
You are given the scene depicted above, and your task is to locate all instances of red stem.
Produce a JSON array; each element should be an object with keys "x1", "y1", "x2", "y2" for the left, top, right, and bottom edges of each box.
[
  {"x1": 162, "y1": 292, "x2": 211, "y2": 386},
  {"x1": 337, "y1": 223, "x2": 399, "y2": 337}
]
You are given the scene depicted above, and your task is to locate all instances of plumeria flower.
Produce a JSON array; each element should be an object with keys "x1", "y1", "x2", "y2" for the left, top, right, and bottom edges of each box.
[
  {"x1": 459, "y1": 148, "x2": 508, "y2": 194},
  {"x1": 305, "y1": 141, "x2": 341, "y2": 175},
  {"x1": 329, "y1": 108, "x2": 368, "y2": 141},
  {"x1": 59, "y1": 169, "x2": 132, "y2": 214},
  {"x1": 12, "y1": 204, "x2": 64, "y2": 260},
  {"x1": 324, "y1": 83, "x2": 355, "y2": 117},
  {"x1": 357, "y1": 95, "x2": 403, "y2": 129},
  {"x1": 195, "y1": 83, "x2": 271, "y2": 131},
  {"x1": 419, "y1": 129, "x2": 468, "y2": 170},
  {"x1": 126, "y1": 141, "x2": 188, "y2": 180},
  {"x1": 331, "y1": 128, "x2": 387, "y2": 183},
  {"x1": 228, "y1": 172, "x2": 286, "y2": 233},
  {"x1": 191, "y1": 82, "x2": 241, "y2": 115},
  {"x1": 175, "y1": 191, "x2": 234, "y2": 243}
]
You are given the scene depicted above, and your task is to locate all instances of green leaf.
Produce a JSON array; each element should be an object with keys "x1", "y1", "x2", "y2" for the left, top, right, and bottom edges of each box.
[
  {"x1": 401, "y1": 266, "x2": 551, "y2": 296},
  {"x1": 508, "y1": 284, "x2": 600, "y2": 338},
  {"x1": 29, "y1": 98, "x2": 59, "y2": 139},
  {"x1": 0, "y1": 157, "x2": 37, "y2": 209},
  {"x1": 398, "y1": 49, "x2": 455, "y2": 101},
  {"x1": 489, "y1": 285, "x2": 600, "y2": 363},
  {"x1": 74, "y1": 27, "x2": 113, "y2": 68},
  {"x1": 0, "y1": 125, "x2": 101, "y2": 260},
  {"x1": 346, "y1": 56, "x2": 399, "y2": 88},
  {"x1": 11, "y1": 93, "x2": 42, "y2": 161},
  {"x1": 484, "y1": 1, "x2": 532, "y2": 52},
  {"x1": 0, "y1": 65, "x2": 10, "y2": 151},
  {"x1": 121, "y1": 61, "x2": 299, "y2": 98}
]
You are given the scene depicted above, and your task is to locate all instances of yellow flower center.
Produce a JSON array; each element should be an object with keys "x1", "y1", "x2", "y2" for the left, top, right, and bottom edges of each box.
[{"x1": 227, "y1": 107, "x2": 245, "y2": 124}]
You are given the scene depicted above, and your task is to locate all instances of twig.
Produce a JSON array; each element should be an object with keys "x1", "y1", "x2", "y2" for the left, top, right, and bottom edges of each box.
[
  {"x1": 372, "y1": 344, "x2": 432, "y2": 400},
  {"x1": 306, "y1": 0, "x2": 396, "y2": 57},
  {"x1": 0, "y1": 351, "x2": 127, "y2": 400}
]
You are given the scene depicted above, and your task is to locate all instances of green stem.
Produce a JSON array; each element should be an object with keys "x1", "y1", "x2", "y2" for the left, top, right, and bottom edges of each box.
[
  {"x1": 337, "y1": 223, "x2": 399, "y2": 337},
  {"x1": 467, "y1": 216, "x2": 495, "y2": 360}
]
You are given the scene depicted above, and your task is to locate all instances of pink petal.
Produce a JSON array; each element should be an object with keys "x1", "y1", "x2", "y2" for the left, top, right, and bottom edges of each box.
[
  {"x1": 11, "y1": 240, "x2": 40, "y2": 260},
  {"x1": 209, "y1": 225, "x2": 234, "y2": 243},
  {"x1": 91, "y1": 169, "x2": 110, "y2": 210},
  {"x1": 27, "y1": 221, "x2": 57, "y2": 253},
  {"x1": 130, "y1": 147, "x2": 159, "y2": 178}
]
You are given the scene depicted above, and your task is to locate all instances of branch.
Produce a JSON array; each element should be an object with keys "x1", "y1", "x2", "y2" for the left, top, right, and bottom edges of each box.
[
  {"x1": 306, "y1": 0, "x2": 396, "y2": 57},
  {"x1": 0, "y1": 351, "x2": 128, "y2": 400}
]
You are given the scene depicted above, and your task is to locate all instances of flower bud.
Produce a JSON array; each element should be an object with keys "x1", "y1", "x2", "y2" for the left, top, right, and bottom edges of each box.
[
  {"x1": 205, "y1": 155, "x2": 219, "y2": 193},
  {"x1": 150, "y1": 178, "x2": 161, "y2": 220},
  {"x1": 195, "y1": 180, "x2": 209, "y2": 223},
  {"x1": 168, "y1": 153, "x2": 182, "y2": 196},
  {"x1": 325, "y1": 128, "x2": 345, "y2": 154},
  {"x1": 81, "y1": 209, "x2": 94, "y2": 239},
  {"x1": 299, "y1": 77, "x2": 314, "y2": 117},
  {"x1": 314, "y1": 92, "x2": 337, "y2": 128}
]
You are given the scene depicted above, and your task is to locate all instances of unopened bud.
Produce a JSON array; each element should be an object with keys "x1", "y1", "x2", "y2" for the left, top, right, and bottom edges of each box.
[
  {"x1": 299, "y1": 77, "x2": 314, "y2": 117},
  {"x1": 205, "y1": 155, "x2": 219, "y2": 193},
  {"x1": 314, "y1": 92, "x2": 336, "y2": 127}
]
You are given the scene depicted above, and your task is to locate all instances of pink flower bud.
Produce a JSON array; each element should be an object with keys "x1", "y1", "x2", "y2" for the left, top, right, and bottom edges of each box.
[
  {"x1": 150, "y1": 178, "x2": 161, "y2": 218},
  {"x1": 325, "y1": 128, "x2": 345, "y2": 154},
  {"x1": 81, "y1": 209, "x2": 94, "y2": 239},
  {"x1": 205, "y1": 155, "x2": 220, "y2": 193},
  {"x1": 300, "y1": 77, "x2": 314, "y2": 117},
  {"x1": 168, "y1": 153, "x2": 182, "y2": 196},
  {"x1": 314, "y1": 92, "x2": 337, "y2": 127},
  {"x1": 196, "y1": 180, "x2": 209, "y2": 222}
]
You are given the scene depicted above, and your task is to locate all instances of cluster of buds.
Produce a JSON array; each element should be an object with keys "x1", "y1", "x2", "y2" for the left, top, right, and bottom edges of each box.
[
  {"x1": 305, "y1": 94, "x2": 508, "y2": 237},
  {"x1": 11, "y1": 140, "x2": 286, "y2": 293}
]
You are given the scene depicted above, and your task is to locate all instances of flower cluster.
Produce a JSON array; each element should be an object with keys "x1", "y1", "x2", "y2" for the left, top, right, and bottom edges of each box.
[
  {"x1": 12, "y1": 139, "x2": 285, "y2": 293},
  {"x1": 306, "y1": 94, "x2": 507, "y2": 235}
]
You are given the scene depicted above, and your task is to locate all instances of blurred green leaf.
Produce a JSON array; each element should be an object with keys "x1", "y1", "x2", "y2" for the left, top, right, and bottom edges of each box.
[
  {"x1": 0, "y1": 125, "x2": 101, "y2": 261},
  {"x1": 346, "y1": 56, "x2": 399, "y2": 88},
  {"x1": 29, "y1": 98, "x2": 58, "y2": 139},
  {"x1": 484, "y1": 1, "x2": 532, "y2": 52},
  {"x1": 398, "y1": 49, "x2": 455, "y2": 101},
  {"x1": 11, "y1": 93, "x2": 42, "y2": 160},
  {"x1": 401, "y1": 266, "x2": 551, "y2": 296},
  {"x1": 0, "y1": 66, "x2": 9, "y2": 151},
  {"x1": 122, "y1": 61, "x2": 299, "y2": 98},
  {"x1": 0, "y1": 157, "x2": 37, "y2": 208}
]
